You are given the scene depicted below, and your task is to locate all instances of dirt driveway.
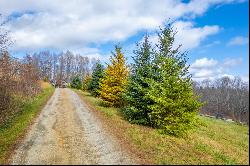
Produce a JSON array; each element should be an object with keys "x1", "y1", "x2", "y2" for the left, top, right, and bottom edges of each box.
[{"x1": 10, "y1": 88, "x2": 135, "y2": 165}]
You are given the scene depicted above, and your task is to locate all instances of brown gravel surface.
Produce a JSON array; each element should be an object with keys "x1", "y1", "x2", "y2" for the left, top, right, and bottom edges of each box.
[{"x1": 10, "y1": 88, "x2": 136, "y2": 165}]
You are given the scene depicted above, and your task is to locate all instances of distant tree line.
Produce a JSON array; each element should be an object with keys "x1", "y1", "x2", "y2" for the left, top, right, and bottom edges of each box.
[
  {"x1": 30, "y1": 51, "x2": 97, "y2": 84},
  {"x1": 193, "y1": 77, "x2": 249, "y2": 124}
]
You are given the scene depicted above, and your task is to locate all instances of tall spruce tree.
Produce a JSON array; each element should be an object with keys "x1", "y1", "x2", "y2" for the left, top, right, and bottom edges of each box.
[
  {"x1": 99, "y1": 46, "x2": 128, "y2": 107},
  {"x1": 88, "y1": 61, "x2": 104, "y2": 96},
  {"x1": 146, "y1": 24, "x2": 202, "y2": 136},
  {"x1": 123, "y1": 35, "x2": 154, "y2": 125}
]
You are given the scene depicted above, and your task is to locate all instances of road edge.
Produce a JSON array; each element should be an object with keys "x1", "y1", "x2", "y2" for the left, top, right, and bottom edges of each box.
[
  {"x1": 3, "y1": 87, "x2": 55, "y2": 165},
  {"x1": 73, "y1": 89, "x2": 148, "y2": 165}
]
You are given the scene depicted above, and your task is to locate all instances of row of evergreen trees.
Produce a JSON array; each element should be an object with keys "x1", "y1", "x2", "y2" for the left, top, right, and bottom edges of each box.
[{"x1": 84, "y1": 24, "x2": 202, "y2": 136}]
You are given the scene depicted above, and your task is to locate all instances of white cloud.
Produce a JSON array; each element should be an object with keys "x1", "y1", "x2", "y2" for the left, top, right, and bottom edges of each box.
[
  {"x1": 145, "y1": 21, "x2": 220, "y2": 51},
  {"x1": 228, "y1": 36, "x2": 249, "y2": 46},
  {"x1": 192, "y1": 69, "x2": 217, "y2": 78},
  {"x1": 223, "y1": 58, "x2": 243, "y2": 67},
  {"x1": 204, "y1": 40, "x2": 221, "y2": 48},
  {"x1": 0, "y1": 0, "x2": 244, "y2": 53},
  {"x1": 173, "y1": 21, "x2": 219, "y2": 50},
  {"x1": 190, "y1": 57, "x2": 244, "y2": 81},
  {"x1": 190, "y1": 57, "x2": 218, "y2": 69}
]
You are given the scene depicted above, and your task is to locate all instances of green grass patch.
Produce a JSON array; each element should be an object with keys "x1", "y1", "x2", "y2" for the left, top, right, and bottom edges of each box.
[
  {"x1": 76, "y1": 90, "x2": 249, "y2": 165},
  {"x1": 0, "y1": 86, "x2": 55, "y2": 164}
]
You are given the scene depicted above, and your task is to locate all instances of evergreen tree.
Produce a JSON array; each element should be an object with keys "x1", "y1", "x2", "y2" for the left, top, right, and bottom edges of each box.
[
  {"x1": 146, "y1": 24, "x2": 202, "y2": 136},
  {"x1": 71, "y1": 75, "x2": 82, "y2": 89},
  {"x1": 99, "y1": 46, "x2": 128, "y2": 107},
  {"x1": 123, "y1": 35, "x2": 154, "y2": 125},
  {"x1": 123, "y1": 23, "x2": 202, "y2": 136},
  {"x1": 88, "y1": 61, "x2": 104, "y2": 96}
]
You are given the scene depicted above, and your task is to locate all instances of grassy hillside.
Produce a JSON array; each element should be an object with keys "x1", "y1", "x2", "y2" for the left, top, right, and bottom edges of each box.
[
  {"x1": 0, "y1": 83, "x2": 54, "y2": 164},
  {"x1": 76, "y1": 90, "x2": 249, "y2": 165}
]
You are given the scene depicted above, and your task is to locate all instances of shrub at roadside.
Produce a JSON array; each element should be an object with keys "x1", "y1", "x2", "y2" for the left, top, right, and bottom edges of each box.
[
  {"x1": 0, "y1": 84, "x2": 54, "y2": 164},
  {"x1": 99, "y1": 46, "x2": 129, "y2": 107},
  {"x1": 0, "y1": 53, "x2": 40, "y2": 125},
  {"x1": 70, "y1": 75, "x2": 82, "y2": 89}
]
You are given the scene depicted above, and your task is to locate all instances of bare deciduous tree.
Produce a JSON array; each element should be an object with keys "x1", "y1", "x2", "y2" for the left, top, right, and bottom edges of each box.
[{"x1": 193, "y1": 76, "x2": 249, "y2": 124}]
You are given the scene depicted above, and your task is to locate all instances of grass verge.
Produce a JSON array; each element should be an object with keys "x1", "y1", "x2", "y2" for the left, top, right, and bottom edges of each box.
[
  {"x1": 0, "y1": 85, "x2": 55, "y2": 164},
  {"x1": 75, "y1": 90, "x2": 249, "y2": 165}
]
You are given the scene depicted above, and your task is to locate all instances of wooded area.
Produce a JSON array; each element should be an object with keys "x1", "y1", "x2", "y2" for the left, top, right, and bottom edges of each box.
[
  {"x1": 0, "y1": 49, "x2": 97, "y2": 125},
  {"x1": 31, "y1": 51, "x2": 96, "y2": 84},
  {"x1": 193, "y1": 77, "x2": 249, "y2": 124}
]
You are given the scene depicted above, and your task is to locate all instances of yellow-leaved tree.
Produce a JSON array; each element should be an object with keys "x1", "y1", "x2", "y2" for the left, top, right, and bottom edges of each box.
[{"x1": 99, "y1": 45, "x2": 128, "y2": 107}]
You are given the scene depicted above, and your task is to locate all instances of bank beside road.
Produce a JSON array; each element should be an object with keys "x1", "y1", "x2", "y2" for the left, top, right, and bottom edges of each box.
[
  {"x1": 0, "y1": 84, "x2": 55, "y2": 164},
  {"x1": 75, "y1": 90, "x2": 249, "y2": 165}
]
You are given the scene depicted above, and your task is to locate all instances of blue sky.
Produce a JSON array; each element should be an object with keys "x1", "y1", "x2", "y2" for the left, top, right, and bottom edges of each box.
[
  {"x1": 189, "y1": 1, "x2": 249, "y2": 80},
  {"x1": 0, "y1": 0, "x2": 249, "y2": 81}
]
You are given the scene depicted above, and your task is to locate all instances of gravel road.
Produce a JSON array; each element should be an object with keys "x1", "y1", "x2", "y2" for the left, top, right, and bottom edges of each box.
[{"x1": 10, "y1": 88, "x2": 136, "y2": 165}]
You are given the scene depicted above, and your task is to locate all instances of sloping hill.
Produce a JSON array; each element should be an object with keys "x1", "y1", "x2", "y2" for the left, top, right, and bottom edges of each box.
[{"x1": 76, "y1": 90, "x2": 249, "y2": 165}]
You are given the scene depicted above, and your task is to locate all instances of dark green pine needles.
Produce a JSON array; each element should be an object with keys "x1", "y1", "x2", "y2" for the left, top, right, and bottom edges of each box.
[
  {"x1": 88, "y1": 61, "x2": 104, "y2": 96},
  {"x1": 123, "y1": 24, "x2": 202, "y2": 136},
  {"x1": 123, "y1": 34, "x2": 154, "y2": 125}
]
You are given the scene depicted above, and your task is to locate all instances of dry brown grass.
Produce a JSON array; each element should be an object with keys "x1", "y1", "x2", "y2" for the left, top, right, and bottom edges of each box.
[{"x1": 39, "y1": 81, "x2": 51, "y2": 90}]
